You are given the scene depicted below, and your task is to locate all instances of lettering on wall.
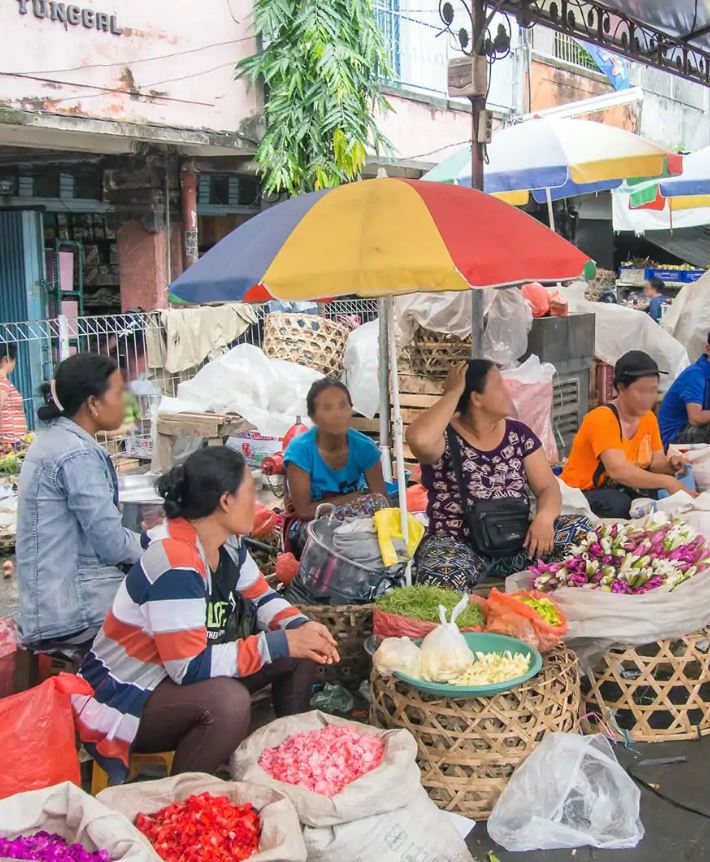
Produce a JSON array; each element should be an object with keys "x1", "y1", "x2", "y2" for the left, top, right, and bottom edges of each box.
[{"x1": 16, "y1": 0, "x2": 124, "y2": 35}]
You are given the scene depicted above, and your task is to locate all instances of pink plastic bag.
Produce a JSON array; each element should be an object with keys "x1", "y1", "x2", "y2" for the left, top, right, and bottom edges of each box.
[{"x1": 503, "y1": 356, "x2": 558, "y2": 462}]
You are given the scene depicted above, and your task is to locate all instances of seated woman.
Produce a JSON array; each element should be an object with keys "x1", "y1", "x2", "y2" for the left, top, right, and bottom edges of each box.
[
  {"x1": 406, "y1": 359, "x2": 591, "y2": 590},
  {"x1": 562, "y1": 350, "x2": 692, "y2": 519},
  {"x1": 284, "y1": 378, "x2": 388, "y2": 554},
  {"x1": 74, "y1": 446, "x2": 339, "y2": 785},
  {"x1": 16, "y1": 353, "x2": 142, "y2": 650},
  {"x1": 0, "y1": 343, "x2": 27, "y2": 449}
]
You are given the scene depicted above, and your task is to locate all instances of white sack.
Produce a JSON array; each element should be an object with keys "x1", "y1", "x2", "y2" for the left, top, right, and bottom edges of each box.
[
  {"x1": 0, "y1": 782, "x2": 158, "y2": 861},
  {"x1": 558, "y1": 478, "x2": 598, "y2": 523},
  {"x1": 230, "y1": 710, "x2": 474, "y2": 862},
  {"x1": 98, "y1": 773, "x2": 307, "y2": 862},
  {"x1": 157, "y1": 344, "x2": 320, "y2": 438},
  {"x1": 507, "y1": 566, "x2": 710, "y2": 670},
  {"x1": 343, "y1": 320, "x2": 380, "y2": 419},
  {"x1": 661, "y1": 269, "x2": 710, "y2": 363},
  {"x1": 488, "y1": 733, "x2": 643, "y2": 851},
  {"x1": 557, "y1": 282, "x2": 689, "y2": 389}
]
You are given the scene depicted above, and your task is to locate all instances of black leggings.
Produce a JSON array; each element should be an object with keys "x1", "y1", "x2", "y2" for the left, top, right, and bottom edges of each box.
[
  {"x1": 583, "y1": 488, "x2": 635, "y2": 518},
  {"x1": 133, "y1": 658, "x2": 315, "y2": 775}
]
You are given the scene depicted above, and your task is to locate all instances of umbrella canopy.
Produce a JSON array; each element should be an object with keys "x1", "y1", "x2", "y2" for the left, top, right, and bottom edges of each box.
[
  {"x1": 629, "y1": 146, "x2": 710, "y2": 212},
  {"x1": 423, "y1": 117, "x2": 681, "y2": 204},
  {"x1": 170, "y1": 178, "x2": 592, "y2": 305}
]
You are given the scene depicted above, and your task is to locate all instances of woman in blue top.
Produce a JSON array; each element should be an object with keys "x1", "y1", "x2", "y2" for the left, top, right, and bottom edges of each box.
[{"x1": 284, "y1": 379, "x2": 388, "y2": 557}]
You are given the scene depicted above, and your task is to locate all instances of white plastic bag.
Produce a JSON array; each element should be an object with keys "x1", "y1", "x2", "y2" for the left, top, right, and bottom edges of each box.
[
  {"x1": 502, "y1": 355, "x2": 558, "y2": 461},
  {"x1": 373, "y1": 636, "x2": 421, "y2": 678},
  {"x1": 488, "y1": 733, "x2": 644, "y2": 851},
  {"x1": 342, "y1": 320, "x2": 380, "y2": 419},
  {"x1": 419, "y1": 594, "x2": 473, "y2": 682},
  {"x1": 483, "y1": 287, "x2": 533, "y2": 369}
]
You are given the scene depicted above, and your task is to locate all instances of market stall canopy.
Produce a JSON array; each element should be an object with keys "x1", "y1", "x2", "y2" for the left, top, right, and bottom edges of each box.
[
  {"x1": 612, "y1": 188, "x2": 710, "y2": 232},
  {"x1": 493, "y1": 1, "x2": 710, "y2": 88},
  {"x1": 423, "y1": 118, "x2": 681, "y2": 203},
  {"x1": 629, "y1": 146, "x2": 710, "y2": 211},
  {"x1": 169, "y1": 178, "x2": 593, "y2": 305}
]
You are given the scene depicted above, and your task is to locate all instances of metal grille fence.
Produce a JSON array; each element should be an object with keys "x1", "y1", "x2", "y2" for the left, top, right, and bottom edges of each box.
[{"x1": 0, "y1": 299, "x2": 380, "y2": 457}]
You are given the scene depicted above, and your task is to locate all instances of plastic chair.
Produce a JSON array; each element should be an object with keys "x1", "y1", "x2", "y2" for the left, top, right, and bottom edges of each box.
[{"x1": 91, "y1": 750, "x2": 175, "y2": 795}]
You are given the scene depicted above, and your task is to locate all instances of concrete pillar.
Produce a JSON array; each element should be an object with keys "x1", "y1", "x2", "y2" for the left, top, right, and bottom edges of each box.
[
  {"x1": 117, "y1": 221, "x2": 169, "y2": 311},
  {"x1": 180, "y1": 163, "x2": 198, "y2": 270}
]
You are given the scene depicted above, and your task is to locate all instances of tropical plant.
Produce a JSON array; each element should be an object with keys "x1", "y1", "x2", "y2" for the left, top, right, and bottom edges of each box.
[{"x1": 237, "y1": 0, "x2": 392, "y2": 196}]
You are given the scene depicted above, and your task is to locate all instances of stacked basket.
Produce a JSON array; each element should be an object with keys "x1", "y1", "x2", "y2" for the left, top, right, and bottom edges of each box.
[{"x1": 263, "y1": 313, "x2": 350, "y2": 378}]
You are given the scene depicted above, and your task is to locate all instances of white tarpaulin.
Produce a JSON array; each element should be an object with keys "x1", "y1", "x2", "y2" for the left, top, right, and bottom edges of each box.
[
  {"x1": 558, "y1": 282, "x2": 689, "y2": 386},
  {"x1": 157, "y1": 344, "x2": 320, "y2": 438},
  {"x1": 395, "y1": 288, "x2": 531, "y2": 368},
  {"x1": 661, "y1": 270, "x2": 710, "y2": 362}
]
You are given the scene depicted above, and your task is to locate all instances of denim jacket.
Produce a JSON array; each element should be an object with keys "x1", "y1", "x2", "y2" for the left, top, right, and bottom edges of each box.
[{"x1": 16, "y1": 418, "x2": 142, "y2": 643}]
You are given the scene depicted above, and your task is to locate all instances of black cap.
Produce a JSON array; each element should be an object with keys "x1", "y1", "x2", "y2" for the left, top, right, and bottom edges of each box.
[{"x1": 614, "y1": 350, "x2": 664, "y2": 386}]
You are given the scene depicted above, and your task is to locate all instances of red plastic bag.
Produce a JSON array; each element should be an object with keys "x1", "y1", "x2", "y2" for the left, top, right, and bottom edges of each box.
[
  {"x1": 0, "y1": 672, "x2": 92, "y2": 799},
  {"x1": 522, "y1": 282, "x2": 550, "y2": 317},
  {"x1": 251, "y1": 503, "x2": 278, "y2": 538},
  {"x1": 485, "y1": 588, "x2": 567, "y2": 653},
  {"x1": 406, "y1": 484, "x2": 428, "y2": 514},
  {"x1": 275, "y1": 551, "x2": 300, "y2": 586},
  {"x1": 373, "y1": 595, "x2": 487, "y2": 640}
]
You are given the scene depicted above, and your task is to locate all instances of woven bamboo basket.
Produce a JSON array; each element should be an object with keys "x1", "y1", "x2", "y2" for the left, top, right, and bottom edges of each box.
[
  {"x1": 297, "y1": 603, "x2": 373, "y2": 690},
  {"x1": 250, "y1": 531, "x2": 282, "y2": 578},
  {"x1": 582, "y1": 628, "x2": 710, "y2": 742},
  {"x1": 409, "y1": 327, "x2": 471, "y2": 379},
  {"x1": 369, "y1": 646, "x2": 580, "y2": 819},
  {"x1": 262, "y1": 313, "x2": 350, "y2": 378}
]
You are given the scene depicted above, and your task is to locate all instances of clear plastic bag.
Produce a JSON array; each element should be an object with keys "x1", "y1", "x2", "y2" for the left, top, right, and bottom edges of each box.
[
  {"x1": 488, "y1": 733, "x2": 644, "y2": 851},
  {"x1": 419, "y1": 595, "x2": 473, "y2": 682},
  {"x1": 373, "y1": 637, "x2": 421, "y2": 678}
]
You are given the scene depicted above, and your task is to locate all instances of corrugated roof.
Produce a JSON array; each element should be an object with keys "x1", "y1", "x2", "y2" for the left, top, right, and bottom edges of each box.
[{"x1": 644, "y1": 226, "x2": 710, "y2": 268}]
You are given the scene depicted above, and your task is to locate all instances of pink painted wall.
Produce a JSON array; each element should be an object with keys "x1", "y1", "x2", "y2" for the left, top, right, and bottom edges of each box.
[{"x1": 0, "y1": 0, "x2": 260, "y2": 135}]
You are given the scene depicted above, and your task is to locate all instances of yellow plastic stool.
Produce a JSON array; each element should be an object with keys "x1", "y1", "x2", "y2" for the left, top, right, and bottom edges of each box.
[{"x1": 91, "y1": 751, "x2": 175, "y2": 795}]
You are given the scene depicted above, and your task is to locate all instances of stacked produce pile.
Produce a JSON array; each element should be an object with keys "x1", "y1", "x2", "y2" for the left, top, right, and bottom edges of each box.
[
  {"x1": 259, "y1": 725, "x2": 385, "y2": 797},
  {"x1": 0, "y1": 832, "x2": 110, "y2": 861},
  {"x1": 532, "y1": 512, "x2": 710, "y2": 594},
  {"x1": 136, "y1": 792, "x2": 260, "y2": 862}
]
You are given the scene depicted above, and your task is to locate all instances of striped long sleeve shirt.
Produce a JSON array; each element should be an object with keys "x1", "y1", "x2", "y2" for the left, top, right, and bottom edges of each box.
[{"x1": 72, "y1": 517, "x2": 309, "y2": 784}]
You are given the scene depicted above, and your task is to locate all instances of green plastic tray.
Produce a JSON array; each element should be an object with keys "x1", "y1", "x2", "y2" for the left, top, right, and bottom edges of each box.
[{"x1": 394, "y1": 632, "x2": 542, "y2": 698}]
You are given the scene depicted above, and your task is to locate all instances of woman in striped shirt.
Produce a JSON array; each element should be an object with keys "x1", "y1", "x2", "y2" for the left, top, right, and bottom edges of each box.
[{"x1": 73, "y1": 447, "x2": 339, "y2": 785}]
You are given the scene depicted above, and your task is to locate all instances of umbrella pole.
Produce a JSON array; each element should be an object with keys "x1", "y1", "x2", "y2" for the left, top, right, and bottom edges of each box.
[
  {"x1": 386, "y1": 295, "x2": 411, "y2": 586},
  {"x1": 545, "y1": 187, "x2": 556, "y2": 232},
  {"x1": 377, "y1": 298, "x2": 393, "y2": 482}
]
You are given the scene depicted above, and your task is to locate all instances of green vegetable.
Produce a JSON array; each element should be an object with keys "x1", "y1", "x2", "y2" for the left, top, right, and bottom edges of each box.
[
  {"x1": 489, "y1": 853, "x2": 502, "y2": 862},
  {"x1": 376, "y1": 586, "x2": 486, "y2": 628},
  {"x1": 517, "y1": 595, "x2": 561, "y2": 627}
]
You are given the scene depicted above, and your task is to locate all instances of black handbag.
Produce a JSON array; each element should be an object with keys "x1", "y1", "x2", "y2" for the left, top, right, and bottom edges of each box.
[{"x1": 446, "y1": 426, "x2": 530, "y2": 557}]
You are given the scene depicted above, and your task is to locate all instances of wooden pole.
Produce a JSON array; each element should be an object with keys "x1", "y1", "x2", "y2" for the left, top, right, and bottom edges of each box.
[{"x1": 470, "y1": 0, "x2": 486, "y2": 357}]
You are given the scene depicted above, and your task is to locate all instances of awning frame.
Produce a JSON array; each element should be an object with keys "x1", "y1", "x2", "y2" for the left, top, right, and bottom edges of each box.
[{"x1": 489, "y1": 0, "x2": 710, "y2": 87}]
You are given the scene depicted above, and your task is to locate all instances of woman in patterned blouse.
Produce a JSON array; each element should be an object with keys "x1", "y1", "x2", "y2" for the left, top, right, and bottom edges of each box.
[
  {"x1": 0, "y1": 344, "x2": 27, "y2": 447},
  {"x1": 406, "y1": 360, "x2": 590, "y2": 590}
]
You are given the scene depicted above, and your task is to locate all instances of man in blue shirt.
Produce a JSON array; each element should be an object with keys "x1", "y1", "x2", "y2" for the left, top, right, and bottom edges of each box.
[
  {"x1": 659, "y1": 333, "x2": 710, "y2": 447},
  {"x1": 644, "y1": 276, "x2": 665, "y2": 323}
]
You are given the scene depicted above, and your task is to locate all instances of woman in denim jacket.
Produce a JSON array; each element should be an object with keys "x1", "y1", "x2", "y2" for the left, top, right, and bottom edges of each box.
[{"x1": 16, "y1": 353, "x2": 142, "y2": 649}]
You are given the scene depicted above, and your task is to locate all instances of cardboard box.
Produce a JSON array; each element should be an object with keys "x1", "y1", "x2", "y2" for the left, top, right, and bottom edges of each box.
[{"x1": 227, "y1": 431, "x2": 281, "y2": 467}]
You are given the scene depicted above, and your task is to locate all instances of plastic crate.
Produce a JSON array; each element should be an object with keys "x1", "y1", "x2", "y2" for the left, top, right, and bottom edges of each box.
[{"x1": 644, "y1": 267, "x2": 705, "y2": 283}]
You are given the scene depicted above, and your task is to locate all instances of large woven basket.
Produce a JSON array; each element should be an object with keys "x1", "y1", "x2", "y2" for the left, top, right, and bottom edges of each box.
[
  {"x1": 262, "y1": 313, "x2": 350, "y2": 378},
  {"x1": 582, "y1": 629, "x2": 710, "y2": 742},
  {"x1": 409, "y1": 327, "x2": 471, "y2": 379},
  {"x1": 369, "y1": 645, "x2": 580, "y2": 819},
  {"x1": 298, "y1": 603, "x2": 373, "y2": 691}
]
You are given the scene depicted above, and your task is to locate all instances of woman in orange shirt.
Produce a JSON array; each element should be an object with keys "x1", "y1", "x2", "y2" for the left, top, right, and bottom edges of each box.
[
  {"x1": 562, "y1": 351, "x2": 691, "y2": 518},
  {"x1": 0, "y1": 344, "x2": 27, "y2": 447}
]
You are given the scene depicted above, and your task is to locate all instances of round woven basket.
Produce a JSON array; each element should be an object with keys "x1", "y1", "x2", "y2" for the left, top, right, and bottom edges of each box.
[
  {"x1": 409, "y1": 327, "x2": 471, "y2": 379},
  {"x1": 262, "y1": 313, "x2": 350, "y2": 378},
  {"x1": 249, "y1": 531, "x2": 282, "y2": 578},
  {"x1": 298, "y1": 603, "x2": 373, "y2": 690},
  {"x1": 582, "y1": 629, "x2": 710, "y2": 742},
  {"x1": 369, "y1": 645, "x2": 580, "y2": 819}
]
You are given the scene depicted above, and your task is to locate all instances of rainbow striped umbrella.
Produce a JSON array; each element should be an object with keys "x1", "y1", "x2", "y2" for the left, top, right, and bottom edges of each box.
[
  {"x1": 170, "y1": 178, "x2": 592, "y2": 567},
  {"x1": 629, "y1": 146, "x2": 710, "y2": 212},
  {"x1": 423, "y1": 117, "x2": 681, "y2": 206},
  {"x1": 170, "y1": 178, "x2": 592, "y2": 305}
]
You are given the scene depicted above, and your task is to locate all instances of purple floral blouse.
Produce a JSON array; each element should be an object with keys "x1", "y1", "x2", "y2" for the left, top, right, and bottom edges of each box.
[{"x1": 420, "y1": 420, "x2": 541, "y2": 542}]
